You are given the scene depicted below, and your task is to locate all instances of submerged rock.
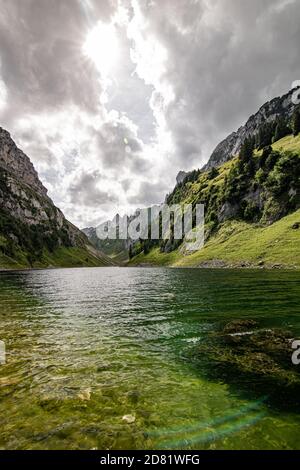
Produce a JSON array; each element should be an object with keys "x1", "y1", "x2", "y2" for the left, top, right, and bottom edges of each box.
[
  {"x1": 223, "y1": 319, "x2": 258, "y2": 334},
  {"x1": 193, "y1": 320, "x2": 300, "y2": 407}
]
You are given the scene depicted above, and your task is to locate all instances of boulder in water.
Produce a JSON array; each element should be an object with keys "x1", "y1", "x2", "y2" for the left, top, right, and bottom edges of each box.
[{"x1": 193, "y1": 320, "x2": 300, "y2": 407}]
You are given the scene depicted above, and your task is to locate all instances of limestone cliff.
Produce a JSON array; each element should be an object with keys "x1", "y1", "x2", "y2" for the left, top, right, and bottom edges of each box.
[{"x1": 0, "y1": 127, "x2": 111, "y2": 268}]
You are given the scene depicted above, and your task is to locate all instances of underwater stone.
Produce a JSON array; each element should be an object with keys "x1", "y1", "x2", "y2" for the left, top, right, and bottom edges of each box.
[
  {"x1": 222, "y1": 319, "x2": 259, "y2": 334},
  {"x1": 193, "y1": 320, "x2": 300, "y2": 406},
  {"x1": 77, "y1": 388, "x2": 91, "y2": 401}
]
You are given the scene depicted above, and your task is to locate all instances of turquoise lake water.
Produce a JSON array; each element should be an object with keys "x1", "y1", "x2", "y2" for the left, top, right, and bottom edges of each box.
[{"x1": 0, "y1": 267, "x2": 299, "y2": 450}]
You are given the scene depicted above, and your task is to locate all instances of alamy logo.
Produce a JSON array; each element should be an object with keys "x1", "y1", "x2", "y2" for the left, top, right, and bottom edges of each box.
[
  {"x1": 292, "y1": 340, "x2": 300, "y2": 365},
  {"x1": 96, "y1": 204, "x2": 205, "y2": 252},
  {"x1": 0, "y1": 341, "x2": 5, "y2": 365}
]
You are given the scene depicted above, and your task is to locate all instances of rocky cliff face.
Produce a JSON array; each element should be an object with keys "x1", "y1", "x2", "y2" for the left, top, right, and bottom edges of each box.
[
  {"x1": 0, "y1": 127, "x2": 48, "y2": 197},
  {"x1": 205, "y1": 88, "x2": 297, "y2": 170},
  {"x1": 0, "y1": 126, "x2": 93, "y2": 259}
]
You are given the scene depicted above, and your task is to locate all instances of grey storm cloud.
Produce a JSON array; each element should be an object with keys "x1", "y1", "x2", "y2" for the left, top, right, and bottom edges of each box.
[
  {"x1": 136, "y1": 0, "x2": 300, "y2": 168},
  {"x1": 128, "y1": 179, "x2": 169, "y2": 206},
  {"x1": 69, "y1": 170, "x2": 118, "y2": 208},
  {"x1": 16, "y1": 127, "x2": 57, "y2": 165},
  {"x1": 0, "y1": 0, "x2": 117, "y2": 121},
  {"x1": 95, "y1": 119, "x2": 150, "y2": 174}
]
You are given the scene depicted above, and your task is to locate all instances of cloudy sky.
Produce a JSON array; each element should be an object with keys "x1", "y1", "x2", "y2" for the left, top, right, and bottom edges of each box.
[{"x1": 0, "y1": 0, "x2": 300, "y2": 227}]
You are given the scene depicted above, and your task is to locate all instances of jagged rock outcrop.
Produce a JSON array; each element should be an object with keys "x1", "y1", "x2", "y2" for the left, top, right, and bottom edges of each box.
[
  {"x1": 0, "y1": 127, "x2": 48, "y2": 197},
  {"x1": 205, "y1": 88, "x2": 298, "y2": 169},
  {"x1": 0, "y1": 126, "x2": 86, "y2": 245}
]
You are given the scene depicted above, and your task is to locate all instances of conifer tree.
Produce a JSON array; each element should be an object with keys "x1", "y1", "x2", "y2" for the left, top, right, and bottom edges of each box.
[
  {"x1": 239, "y1": 137, "x2": 254, "y2": 162},
  {"x1": 257, "y1": 122, "x2": 276, "y2": 149},
  {"x1": 274, "y1": 118, "x2": 289, "y2": 142},
  {"x1": 292, "y1": 108, "x2": 300, "y2": 137}
]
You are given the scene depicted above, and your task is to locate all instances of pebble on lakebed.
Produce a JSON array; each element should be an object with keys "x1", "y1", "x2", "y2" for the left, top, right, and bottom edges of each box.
[
  {"x1": 122, "y1": 414, "x2": 136, "y2": 424},
  {"x1": 192, "y1": 319, "x2": 300, "y2": 406},
  {"x1": 77, "y1": 388, "x2": 91, "y2": 401}
]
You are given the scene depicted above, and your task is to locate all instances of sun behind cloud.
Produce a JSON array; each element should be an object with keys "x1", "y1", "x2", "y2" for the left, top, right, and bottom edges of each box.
[{"x1": 83, "y1": 21, "x2": 119, "y2": 77}]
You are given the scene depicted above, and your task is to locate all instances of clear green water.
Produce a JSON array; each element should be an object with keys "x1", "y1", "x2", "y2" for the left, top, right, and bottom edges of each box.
[{"x1": 0, "y1": 267, "x2": 300, "y2": 450}]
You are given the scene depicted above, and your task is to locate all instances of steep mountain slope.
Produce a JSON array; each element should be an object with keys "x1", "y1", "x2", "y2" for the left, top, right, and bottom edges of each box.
[
  {"x1": 0, "y1": 127, "x2": 112, "y2": 269},
  {"x1": 129, "y1": 209, "x2": 300, "y2": 269},
  {"x1": 129, "y1": 132, "x2": 300, "y2": 268}
]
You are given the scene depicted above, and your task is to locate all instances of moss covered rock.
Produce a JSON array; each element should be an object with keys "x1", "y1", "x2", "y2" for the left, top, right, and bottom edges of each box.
[{"x1": 193, "y1": 320, "x2": 300, "y2": 407}]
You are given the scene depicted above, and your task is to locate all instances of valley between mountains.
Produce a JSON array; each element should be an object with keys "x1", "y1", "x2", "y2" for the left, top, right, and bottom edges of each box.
[{"x1": 1, "y1": 88, "x2": 299, "y2": 270}]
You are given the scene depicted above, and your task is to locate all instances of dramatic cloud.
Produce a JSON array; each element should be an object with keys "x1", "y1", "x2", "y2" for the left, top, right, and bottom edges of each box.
[
  {"x1": 0, "y1": 0, "x2": 299, "y2": 227},
  {"x1": 0, "y1": 0, "x2": 110, "y2": 116},
  {"x1": 129, "y1": 0, "x2": 300, "y2": 169},
  {"x1": 69, "y1": 170, "x2": 118, "y2": 207}
]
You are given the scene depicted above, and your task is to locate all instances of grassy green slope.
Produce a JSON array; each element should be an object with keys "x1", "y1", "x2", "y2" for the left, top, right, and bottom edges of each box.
[
  {"x1": 177, "y1": 209, "x2": 300, "y2": 268},
  {"x1": 0, "y1": 242, "x2": 113, "y2": 270},
  {"x1": 129, "y1": 209, "x2": 300, "y2": 269},
  {"x1": 270, "y1": 134, "x2": 300, "y2": 153}
]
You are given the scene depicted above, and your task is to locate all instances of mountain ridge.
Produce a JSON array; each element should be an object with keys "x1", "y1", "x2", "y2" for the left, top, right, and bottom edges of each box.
[{"x1": 204, "y1": 87, "x2": 298, "y2": 170}]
